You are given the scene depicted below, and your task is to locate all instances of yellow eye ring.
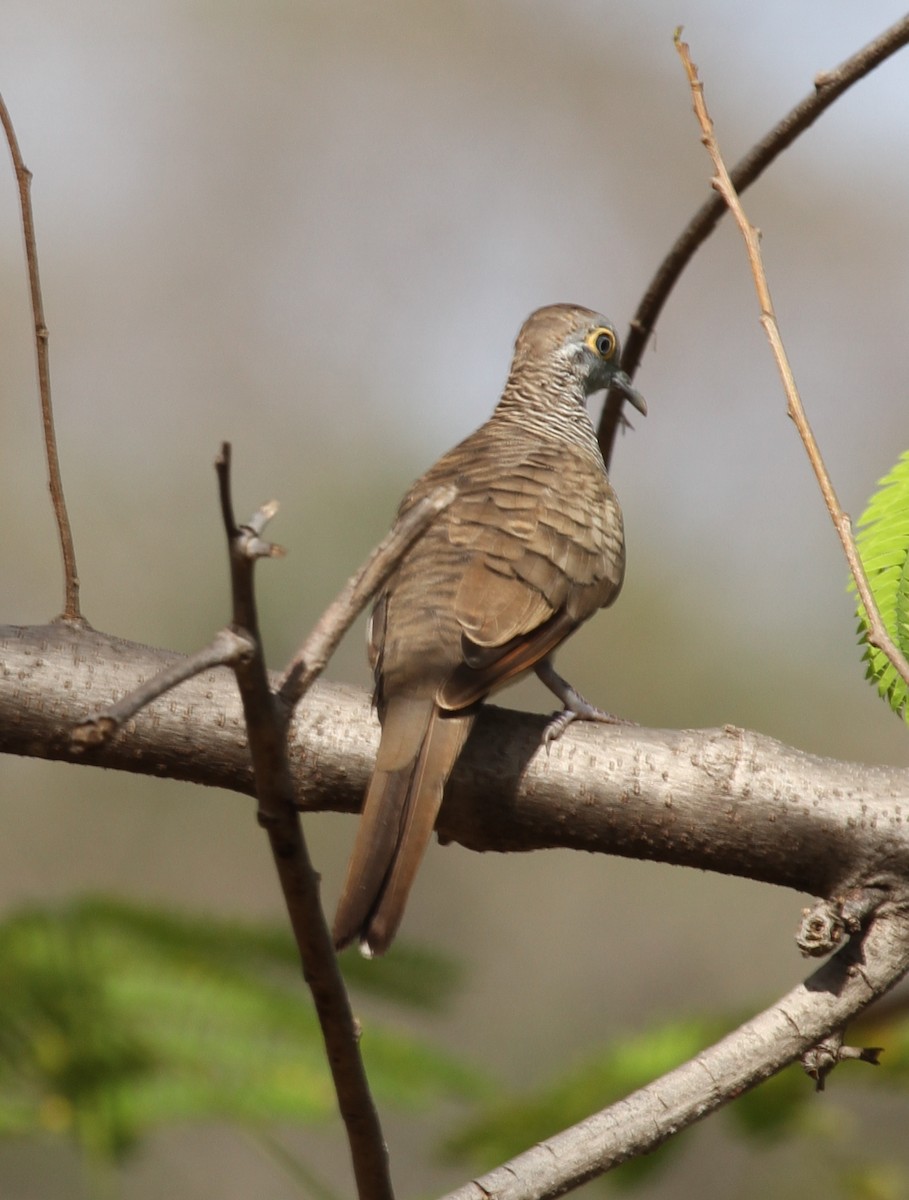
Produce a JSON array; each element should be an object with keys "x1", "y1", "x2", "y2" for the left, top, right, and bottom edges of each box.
[{"x1": 588, "y1": 327, "x2": 617, "y2": 360}]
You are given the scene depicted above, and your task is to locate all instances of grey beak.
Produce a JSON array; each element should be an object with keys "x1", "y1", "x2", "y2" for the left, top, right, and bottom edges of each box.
[{"x1": 612, "y1": 370, "x2": 647, "y2": 417}]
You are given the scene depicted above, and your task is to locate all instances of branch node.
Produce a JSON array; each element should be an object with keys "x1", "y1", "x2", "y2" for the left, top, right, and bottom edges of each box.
[
  {"x1": 797, "y1": 887, "x2": 889, "y2": 956},
  {"x1": 797, "y1": 899, "x2": 846, "y2": 957},
  {"x1": 802, "y1": 1031, "x2": 883, "y2": 1091},
  {"x1": 70, "y1": 714, "x2": 118, "y2": 751},
  {"x1": 70, "y1": 627, "x2": 256, "y2": 749},
  {"x1": 235, "y1": 525, "x2": 286, "y2": 561}
]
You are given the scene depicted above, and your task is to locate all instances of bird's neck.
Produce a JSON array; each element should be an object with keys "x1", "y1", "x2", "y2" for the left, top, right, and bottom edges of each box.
[{"x1": 493, "y1": 373, "x2": 602, "y2": 459}]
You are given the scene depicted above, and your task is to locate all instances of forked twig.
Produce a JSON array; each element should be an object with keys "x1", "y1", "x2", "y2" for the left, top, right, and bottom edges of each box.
[
  {"x1": 214, "y1": 444, "x2": 394, "y2": 1200},
  {"x1": 0, "y1": 92, "x2": 81, "y2": 619},
  {"x1": 70, "y1": 627, "x2": 256, "y2": 748},
  {"x1": 598, "y1": 12, "x2": 909, "y2": 469},
  {"x1": 675, "y1": 33, "x2": 909, "y2": 696}
]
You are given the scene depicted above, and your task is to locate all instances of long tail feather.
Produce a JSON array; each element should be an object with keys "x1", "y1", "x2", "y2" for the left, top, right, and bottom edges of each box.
[{"x1": 332, "y1": 698, "x2": 472, "y2": 956}]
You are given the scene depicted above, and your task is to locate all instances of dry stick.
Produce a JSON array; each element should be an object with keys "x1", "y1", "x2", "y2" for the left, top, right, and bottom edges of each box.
[
  {"x1": 214, "y1": 445, "x2": 394, "y2": 1200},
  {"x1": 676, "y1": 34, "x2": 909, "y2": 696},
  {"x1": 597, "y1": 12, "x2": 909, "y2": 470},
  {"x1": 279, "y1": 483, "x2": 457, "y2": 707},
  {"x1": 70, "y1": 627, "x2": 257, "y2": 748},
  {"x1": 70, "y1": 491, "x2": 286, "y2": 747},
  {"x1": 0, "y1": 93, "x2": 81, "y2": 620}
]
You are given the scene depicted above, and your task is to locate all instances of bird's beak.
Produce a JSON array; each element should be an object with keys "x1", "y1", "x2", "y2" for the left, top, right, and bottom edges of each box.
[{"x1": 612, "y1": 371, "x2": 647, "y2": 417}]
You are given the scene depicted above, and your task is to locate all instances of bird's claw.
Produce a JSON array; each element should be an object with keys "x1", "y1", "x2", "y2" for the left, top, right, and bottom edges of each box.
[
  {"x1": 542, "y1": 702, "x2": 636, "y2": 753},
  {"x1": 543, "y1": 709, "x2": 578, "y2": 750}
]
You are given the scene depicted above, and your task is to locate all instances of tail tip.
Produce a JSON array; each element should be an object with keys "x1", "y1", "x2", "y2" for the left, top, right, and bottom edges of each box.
[{"x1": 332, "y1": 920, "x2": 385, "y2": 960}]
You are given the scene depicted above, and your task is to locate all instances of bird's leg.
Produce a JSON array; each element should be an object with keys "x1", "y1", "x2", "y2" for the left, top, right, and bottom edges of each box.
[{"x1": 534, "y1": 658, "x2": 635, "y2": 747}]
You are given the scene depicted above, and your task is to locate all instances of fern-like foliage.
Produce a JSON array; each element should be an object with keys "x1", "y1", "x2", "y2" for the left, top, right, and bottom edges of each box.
[
  {"x1": 852, "y1": 449, "x2": 909, "y2": 722},
  {"x1": 0, "y1": 897, "x2": 483, "y2": 1167}
]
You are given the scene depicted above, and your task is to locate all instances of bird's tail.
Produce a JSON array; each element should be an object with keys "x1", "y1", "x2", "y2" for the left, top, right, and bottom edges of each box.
[{"x1": 332, "y1": 696, "x2": 473, "y2": 956}]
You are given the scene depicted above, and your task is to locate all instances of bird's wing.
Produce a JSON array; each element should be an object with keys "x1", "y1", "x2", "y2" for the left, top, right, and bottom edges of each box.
[{"x1": 435, "y1": 460, "x2": 623, "y2": 710}]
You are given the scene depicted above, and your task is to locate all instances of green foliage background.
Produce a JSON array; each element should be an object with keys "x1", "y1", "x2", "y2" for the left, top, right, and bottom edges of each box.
[{"x1": 2, "y1": 898, "x2": 907, "y2": 1200}]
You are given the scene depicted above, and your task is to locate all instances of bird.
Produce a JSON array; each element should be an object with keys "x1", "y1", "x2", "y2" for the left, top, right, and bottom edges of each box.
[{"x1": 332, "y1": 303, "x2": 646, "y2": 956}]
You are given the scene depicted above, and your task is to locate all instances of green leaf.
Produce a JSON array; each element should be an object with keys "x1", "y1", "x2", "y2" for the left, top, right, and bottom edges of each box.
[
  {"x1": 851, "y1": 450, "x2": 909, "y2": 722},
  {"x1": 0, "y1": 896, "x2": 483, "y2": 1165}
]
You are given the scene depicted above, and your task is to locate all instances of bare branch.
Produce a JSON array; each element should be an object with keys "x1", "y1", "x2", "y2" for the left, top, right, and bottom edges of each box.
[
  {"x1": 0, "y1": 92, "x2": 81, "y2": 620},
  {"x1": 69, "y1": 444, "x2": 284, "y2": 748},
  {"x1": 598, "y1": 12, "x2": 909, "y2": 468},
  {"x1": 215, "y1": 442, "x2": 285, "y2": 560},
  {"x1": 440, "y1": 912, "x2": 909, "y2": 1200},
  {"x1": 279, "y1": 483, "x2": 457, "y2": 707},
  {"x1": 214, "y1": 452, "x2": 395, "y2": 1200},
  {"x1": 70, "y1": 627, "x2": 255, "y2": 748},
  {"x1": 675, "y1": 33, "x2": 909, "y2": 698}
]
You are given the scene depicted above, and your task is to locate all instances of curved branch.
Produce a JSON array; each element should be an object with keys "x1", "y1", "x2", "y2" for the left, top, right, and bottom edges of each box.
[
  {"x1": 441, "y1": 911, "x2": 909, "y2": 1200},
  {"x1": 597, "y1": 12, "x2": 909, "y2": 468}
]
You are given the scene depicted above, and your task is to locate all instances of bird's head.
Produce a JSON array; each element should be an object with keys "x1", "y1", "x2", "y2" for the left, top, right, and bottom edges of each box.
[{"x1": 510, "y1": 304, "x2": 647, "y2": 417}]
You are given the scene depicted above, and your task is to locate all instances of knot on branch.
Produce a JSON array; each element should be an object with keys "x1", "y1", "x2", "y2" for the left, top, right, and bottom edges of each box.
[
  {"x1": 797, "y1": 900, "x2": 848, "y2": 956},
  {"x1": 797, "y1": 887, "x2": 890, "y2": 956},
  {"x1": 802, "y1": 1030, "x2": 883, "y2": 1092},
  {"x1": 70, "y1": 714, "x2": 119, "y2": 750}
]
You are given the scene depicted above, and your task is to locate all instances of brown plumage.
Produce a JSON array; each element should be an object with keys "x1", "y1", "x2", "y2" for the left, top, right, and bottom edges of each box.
[{"x1": 333, "y1": 304, "x2": 646, "y2": 956}]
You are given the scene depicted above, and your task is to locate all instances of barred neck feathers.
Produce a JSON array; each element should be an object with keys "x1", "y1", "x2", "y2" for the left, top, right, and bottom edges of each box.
[{"x1": 493, "y1": 371, "x2": 601, "y2": 457}]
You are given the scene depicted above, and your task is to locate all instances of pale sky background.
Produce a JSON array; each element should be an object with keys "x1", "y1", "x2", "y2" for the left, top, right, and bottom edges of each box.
[{"x1": 1, "y1": 3, "x2": 908, "y2": 1197}]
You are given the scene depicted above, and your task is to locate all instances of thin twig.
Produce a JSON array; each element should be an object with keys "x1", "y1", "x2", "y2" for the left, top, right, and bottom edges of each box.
[
  {"x1": 598, "y1": 12, "x2": 909, "y2": 469},
  {"x1": 68, "y1": 447, "x2": 283, "y2": 747},
  {"x1": 70, "y1": 627, "x2": 256, "y2": 748},
  {"x1": 675, "y1": 33, "x2": 909, "y2": 696},
  {"x1": 279, "y1": 483, "x2": 457, "y2": 707},
  {"x1": 0, "y1": 92, "x2": 81, "y2": 619},
  {"x1": 216, "y1": 449, "x2": 394, "y2": 1200}
]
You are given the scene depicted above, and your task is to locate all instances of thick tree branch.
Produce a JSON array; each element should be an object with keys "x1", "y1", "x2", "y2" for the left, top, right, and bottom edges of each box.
[
  {"x1": 3, "y1": 624, "x2": 907, "y2": 907},
  {"x1": 5, "y1": 625, "x2": 907, "y2": 1198},
  {"x1": 597, "y1": 12, "x2": 909, "y2": 468}
]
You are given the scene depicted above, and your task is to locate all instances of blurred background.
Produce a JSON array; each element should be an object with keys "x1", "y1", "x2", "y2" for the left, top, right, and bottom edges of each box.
[{"x1": 1, "y1": 1, "x2": 908, "y2": 1196}]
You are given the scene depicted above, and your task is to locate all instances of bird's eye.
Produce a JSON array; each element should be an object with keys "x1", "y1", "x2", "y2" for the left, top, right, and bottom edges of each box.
[{"x1": 590, "y1": 328, "x2": 617, "y2": 360}]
